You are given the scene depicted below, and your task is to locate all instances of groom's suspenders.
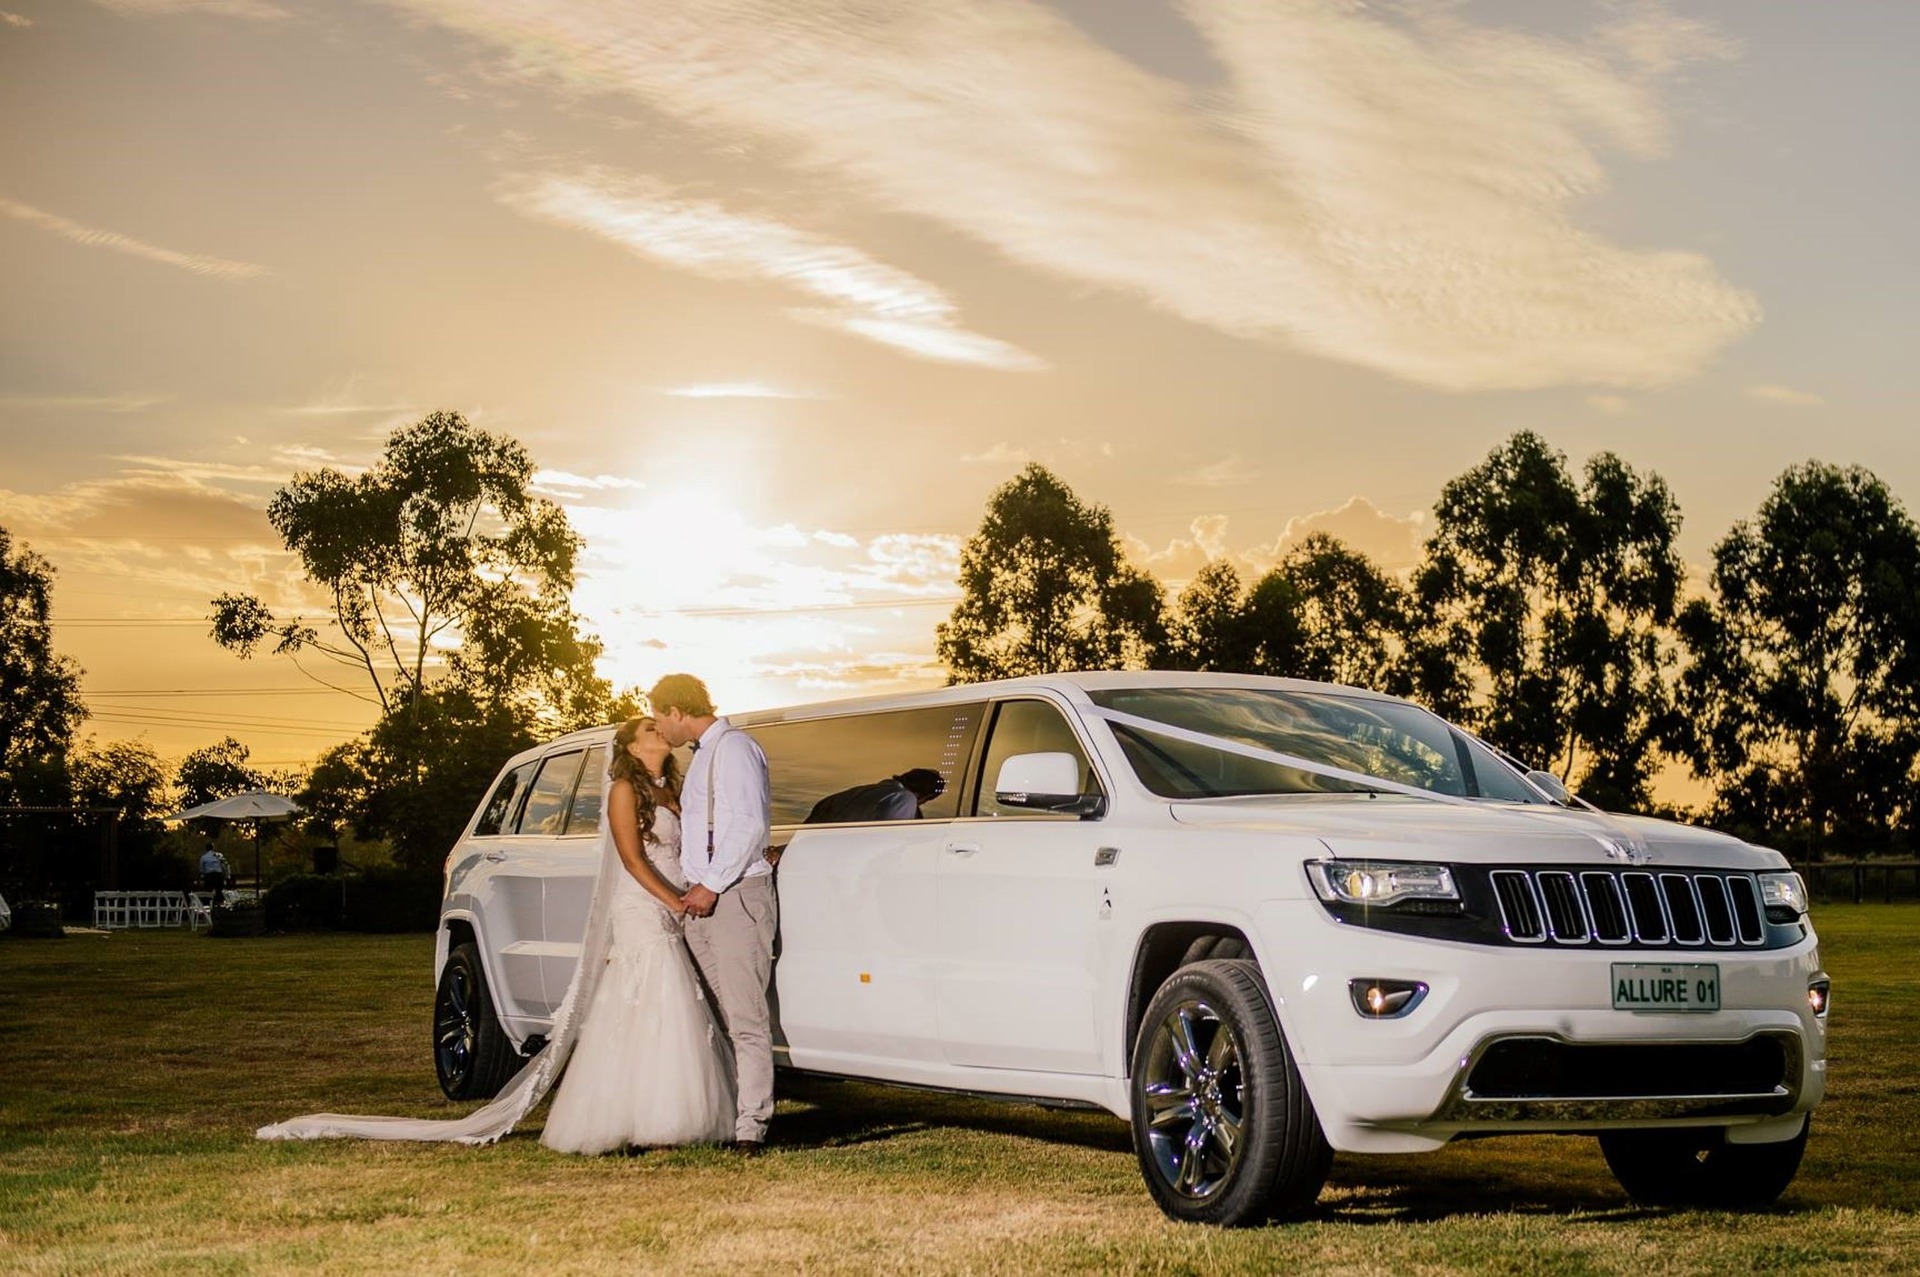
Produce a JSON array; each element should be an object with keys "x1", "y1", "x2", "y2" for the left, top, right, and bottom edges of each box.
[{"x1": 705, "y1": 731, "x2": 717, "y2": 862}]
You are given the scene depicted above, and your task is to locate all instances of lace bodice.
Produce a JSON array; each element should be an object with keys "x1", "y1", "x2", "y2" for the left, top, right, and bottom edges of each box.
[{"x1": 640, "y1": 805, "x2": 685, "y2": 892}]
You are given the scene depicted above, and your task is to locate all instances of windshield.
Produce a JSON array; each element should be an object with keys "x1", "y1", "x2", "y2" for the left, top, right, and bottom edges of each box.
[{"x1": 1086, "y1": 686, "x2": 1545, "y2": 803}]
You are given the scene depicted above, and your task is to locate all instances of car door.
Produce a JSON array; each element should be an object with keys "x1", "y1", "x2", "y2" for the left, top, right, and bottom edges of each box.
[
  {"x1": 490, "y1": 747, "x2": 585, "y2": 1020},
  {"x1": 935, "y1": 697, "x2": 1108, "y2": 1075},
  {"x1": 466, "y1": 757, "x2": 548, "y2": 1027},
  {"x1": 539, "y1": 743, "x2": 607, "y2": 1012},
  {"x1": 752, "y1": 703, "x2": 982, "y2": 1069}
]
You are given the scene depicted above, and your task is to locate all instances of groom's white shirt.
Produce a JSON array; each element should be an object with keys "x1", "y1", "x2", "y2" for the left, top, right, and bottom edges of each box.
[{"x1": 679, "y1": 717, "x2": 773, "y2": 894}]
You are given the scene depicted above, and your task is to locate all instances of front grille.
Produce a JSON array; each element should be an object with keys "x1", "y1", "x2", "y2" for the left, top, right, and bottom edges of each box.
[
  {"x1": 1491, "y1": 868, "x2": 1769, "y2": 948},
  {"x1": 1466, "y1": 1036, "x2": 1790, "y2": 1100}
]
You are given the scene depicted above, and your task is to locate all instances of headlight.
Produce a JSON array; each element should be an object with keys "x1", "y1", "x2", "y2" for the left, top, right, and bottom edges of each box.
[
  {"x1": 1759, "y1": 871, "x2": 1810, "y2": 918},
  {"x1": 1308, "y1": 860, "x2": 1459, "y2": 907}
]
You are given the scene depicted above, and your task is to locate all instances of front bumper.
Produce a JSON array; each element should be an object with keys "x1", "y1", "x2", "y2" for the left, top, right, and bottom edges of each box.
[{"x1": 1254, "y1": 899, "x2": 1828, "y2": 1153}]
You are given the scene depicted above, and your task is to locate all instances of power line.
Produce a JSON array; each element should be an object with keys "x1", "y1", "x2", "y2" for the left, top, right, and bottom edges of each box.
[
  {"x1": 53, "y1": 596, "x2": 964, "y2": 627},
  {"x1": 82, "y1": 687, "x2": 359, "y2": 697}
]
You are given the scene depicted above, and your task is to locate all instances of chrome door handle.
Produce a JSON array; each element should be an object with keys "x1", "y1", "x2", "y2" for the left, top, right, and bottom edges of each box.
[
  {"x1": 945, "y1": 842, "x2": 981, "y2": 856},
  {"x1": 484, "y1": 850, "x2": 510, "y2": 862}
]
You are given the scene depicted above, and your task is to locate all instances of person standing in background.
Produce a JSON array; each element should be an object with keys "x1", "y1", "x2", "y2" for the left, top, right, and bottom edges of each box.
[{"x1": 198, "y1": 841, "x2": 230, "y2": 907}]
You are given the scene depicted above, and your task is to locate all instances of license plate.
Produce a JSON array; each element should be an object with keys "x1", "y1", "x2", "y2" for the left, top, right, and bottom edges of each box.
[{"x1": 1612, "y1": 963, "x2": 1720, "y2": 1013}]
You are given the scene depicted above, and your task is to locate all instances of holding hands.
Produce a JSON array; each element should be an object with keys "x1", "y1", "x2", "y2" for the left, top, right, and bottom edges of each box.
[{"x1": 681, "y1": 883, "x2": 719, "y2": 918}]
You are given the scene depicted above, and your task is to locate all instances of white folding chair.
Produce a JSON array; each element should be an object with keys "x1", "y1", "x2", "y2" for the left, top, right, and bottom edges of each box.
[{"x1": 186, "y1": 893, "x2": 214, "y2": 930}]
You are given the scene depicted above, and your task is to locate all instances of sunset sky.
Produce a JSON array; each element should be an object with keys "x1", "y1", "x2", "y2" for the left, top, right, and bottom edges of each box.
[{"x1": 2, "y1": 0, "x2": 1916, "y2": 774}]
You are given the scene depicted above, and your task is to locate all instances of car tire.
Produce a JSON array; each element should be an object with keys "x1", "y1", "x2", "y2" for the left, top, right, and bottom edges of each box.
[
  {"x1": 433, "y1": 940, "x2": 518, "y2": 1101},
  {"x1": 1129, "y1": 958, "x2": 1332, "y2": 1226},
  {"x1": 1600, "y1": 1118, "x2": 1810, "y2": 1208}
]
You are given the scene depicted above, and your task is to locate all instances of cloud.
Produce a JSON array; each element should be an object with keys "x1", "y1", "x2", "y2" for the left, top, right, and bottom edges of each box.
[
  {"x1": 961, "y1": 438, "x2": 1114, "y2": 467},
  {"x1": 278, "y1": 377, "x2": 416, "y2": 417},
  {"x1": 1174, "y1": 456, "x2": 1259, "y2": 488},
  {"x1": 1587, "y1": 393, "x2": 1631, "y2": 416},
  {"x1": 495, "y1": 170, "x2": 1045, "y2": 371},
  {"x1": 1251, "y1": 496, "x2": 1428, "y2": 573},
  {"x1": 89, "y1": 0, "x2": 287, "y2": 17},
  {"x1": 401, "y1": 0, "x2": 1757, "y2": 391},
  {"x1": 1135, "y1": 496, "x2": 1427, "y2": 586},
  {"x1": 0, "y1": 391, "x2": 172, "y2": 412},
  {"x1": 3, "y1": 11, "x2": 33, "y2": 27},
  {"x1": 0, "y1": 196, "x2": 268, "y2": 281},
  {"x1": 660, "y1": 382, "x2": 819, "y2": 399},
  {"x1": 962, "y1": 442, "x2": 1031, "y2": 466},
  {"x1": 1747, "y1": 382, "x2": 1822, "y2": 406},
  {"x1": 531, "y1": 469, "x2": 647, "y2": 495}
]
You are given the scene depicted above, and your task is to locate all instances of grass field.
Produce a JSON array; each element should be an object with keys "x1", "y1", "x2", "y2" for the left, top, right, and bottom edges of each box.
[{"x1": 3, "y1": 908, "x2": 1917, "y2": 1275}]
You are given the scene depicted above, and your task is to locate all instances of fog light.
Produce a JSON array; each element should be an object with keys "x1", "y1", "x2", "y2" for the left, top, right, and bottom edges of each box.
[
  {"x1": 1808, "y1": 979, "x2": 1831, "y2": 1018},
  {"x1": 1349, "y1": 978, "x2": 1429, "y2": 1019}
]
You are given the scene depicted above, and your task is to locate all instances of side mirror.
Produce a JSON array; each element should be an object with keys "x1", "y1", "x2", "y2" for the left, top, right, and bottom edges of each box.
[
  {"x1": 994, "y1": 752, "x2": 1105, "y2": 817},
  {"x1": 1525, "y1": 769, "x2": 1573, "y2": 805}
]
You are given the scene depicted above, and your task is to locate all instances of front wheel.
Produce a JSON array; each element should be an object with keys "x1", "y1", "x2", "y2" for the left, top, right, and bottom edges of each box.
[
  {"x1": 1600, "y1": 1118, "x2": 1810, "y2": 1208},
  {"x1": 1129, "y1": 958, "x2": 1332, "y2": 1226},
  {"x1": 433, "y1": 941, "x2": 517, "y2": 1100}
]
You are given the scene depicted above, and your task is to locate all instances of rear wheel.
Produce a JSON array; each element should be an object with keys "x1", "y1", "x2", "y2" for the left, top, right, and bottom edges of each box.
[
  {"x1": 1600, "y1": 1118, "x2": 1809, "y2": 1208},
  {"x1": 433, "y1": 941, "x2": 517, "y2": 1100},
  {"x1": 1129, "y1": 958, "x2": 1331, "y2": 1226}
]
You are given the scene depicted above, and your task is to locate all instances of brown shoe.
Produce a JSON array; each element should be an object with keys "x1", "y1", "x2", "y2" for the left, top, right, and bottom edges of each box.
[{"x1": 731, "y1": 1140, "x2": 767, "y2": 1158}]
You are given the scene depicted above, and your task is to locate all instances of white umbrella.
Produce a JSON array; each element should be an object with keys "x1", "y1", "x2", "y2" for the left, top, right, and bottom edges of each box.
[
  {"x1": 164, "y1": 791, "x2": 302, "y2": 891},
  {"x1": 165, "y1": 791, "x2": 301, "y2": 822}
]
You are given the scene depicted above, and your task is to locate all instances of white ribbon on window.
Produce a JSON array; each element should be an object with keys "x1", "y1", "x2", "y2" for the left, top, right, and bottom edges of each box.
[{"x1": 1081, "y1": 702, "x2": 1654, "y2": 862}]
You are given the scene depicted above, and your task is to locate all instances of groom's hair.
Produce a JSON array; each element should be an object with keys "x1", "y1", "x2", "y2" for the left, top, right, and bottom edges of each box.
[{"x1": 649, "y1": 673, "x2": 715, "y2": 718}]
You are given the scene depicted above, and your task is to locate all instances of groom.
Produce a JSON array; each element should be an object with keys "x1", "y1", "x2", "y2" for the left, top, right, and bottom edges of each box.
[{"x1": 649, "y1": 673, "x2": 777, "y2": 1152}]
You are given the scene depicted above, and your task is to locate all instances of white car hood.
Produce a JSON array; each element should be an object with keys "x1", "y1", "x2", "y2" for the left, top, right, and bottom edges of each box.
[{"x1": 1166, "y1": 795, "x2": 1785, "y2": 871}]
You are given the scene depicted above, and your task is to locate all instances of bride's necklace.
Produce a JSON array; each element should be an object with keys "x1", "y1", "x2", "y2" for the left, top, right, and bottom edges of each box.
[{"x1": 647, "y1": 773, "x2": 668, "y2": 788}]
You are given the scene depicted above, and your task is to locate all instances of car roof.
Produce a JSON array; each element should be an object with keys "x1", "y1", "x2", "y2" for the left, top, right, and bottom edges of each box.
[{"x1": 509, "y1": 671, "x2": 1406, "y2": 764}]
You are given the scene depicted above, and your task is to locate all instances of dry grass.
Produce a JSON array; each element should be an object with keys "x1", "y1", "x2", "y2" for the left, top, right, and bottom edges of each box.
[{"x1": 2, "y1": 908, "x2": 1917, "y2": 1275}]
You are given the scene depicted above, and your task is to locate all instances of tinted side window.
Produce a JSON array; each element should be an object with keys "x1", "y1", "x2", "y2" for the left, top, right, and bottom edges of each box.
[
  {"x1": 974, "y1": 700, "x2": 1100, "y2": 820},
  {"x1": 474, "y1": 760, "x2": 537, "y2": 836},
  {"x1": 516, "y1": 751, "x2": 585, "y2": 836},
  {"x1": 748, "y1": 704, "x2": 983, "y2": 826},
  {"x1": 562, "y1": 745, "x2": 608, "y2": 835}
]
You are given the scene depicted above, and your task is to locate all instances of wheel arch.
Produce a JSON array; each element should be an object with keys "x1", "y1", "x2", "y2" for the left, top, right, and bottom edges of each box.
[{"x1": 1123, "y1": 919, "x2": 1262, "y2": 1076}]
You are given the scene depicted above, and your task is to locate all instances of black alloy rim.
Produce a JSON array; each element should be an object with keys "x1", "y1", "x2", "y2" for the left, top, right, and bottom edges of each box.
[
  {"x1": 1139, "y1": 998, "x2": 1247, "y2": 1201},
  {"x1": 434, "y1": 964, "x2": 476, "y2": 1087}
]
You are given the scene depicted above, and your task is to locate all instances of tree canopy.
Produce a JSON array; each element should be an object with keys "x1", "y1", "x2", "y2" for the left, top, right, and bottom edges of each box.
[
  {"x1": 1678, "y1": 462, "x2": 1920, "y2": 855},
  {"x1": 1410, "y1": 432, "x2": 1683, "y2": 808},
  {"x1": 1, "y1": 524, "x2": 86, "y2": 803},
  {"x1": 211, "y1": 410, "x2": 612, "y2": 724},
  {"x1": 938, "y1": 465, "x2": 1164, "y2": 682}
]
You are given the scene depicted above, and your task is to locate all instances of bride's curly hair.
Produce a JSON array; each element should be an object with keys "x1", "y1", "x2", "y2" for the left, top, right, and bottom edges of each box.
[{"x1": 608, "y1": 716, "x2": 681, "y2": 842}]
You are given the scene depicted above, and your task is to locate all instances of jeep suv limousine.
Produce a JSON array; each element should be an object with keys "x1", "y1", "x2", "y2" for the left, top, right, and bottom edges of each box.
[{"x1": 434, "y1": 672, "x2": 1827, "y2": 1225}]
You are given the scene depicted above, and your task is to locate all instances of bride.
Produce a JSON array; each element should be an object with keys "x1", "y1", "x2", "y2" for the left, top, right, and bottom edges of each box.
[{"x1": 259, "y1": 715, "x2": 735, "y2": 1151}]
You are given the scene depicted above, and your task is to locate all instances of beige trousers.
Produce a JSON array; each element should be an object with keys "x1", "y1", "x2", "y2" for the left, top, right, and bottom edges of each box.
[{"x1": 685, "y1": 874, "x2": 778, "y2": 1143}]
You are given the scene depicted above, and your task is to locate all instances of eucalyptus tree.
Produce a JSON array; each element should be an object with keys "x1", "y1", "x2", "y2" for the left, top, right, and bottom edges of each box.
[
  {"x1": 1678, "y1": 462, "x2": 1920, "y2": 855},
  {"x1": 212, "y1": 412, "x2": 622, "y2": 868},
  {"x1": 1163, "y1": 560, "x2": 1265, "y2": 672},
  {"x1": 211, "y1": 410, "x2": 611, "y2": 726},
  {"x1": 0, "y1": 524, "x2": 86, "y2": 803},
  {"x1": 1270, "y1": 533, "x2": 1409, "y2": 692},
  {"x1": 1410, "y1": 432, "x2": 1684, "y2": 809},
  {"x1": 938, "y1": 464, "x2": 1164, "y2": 682}
]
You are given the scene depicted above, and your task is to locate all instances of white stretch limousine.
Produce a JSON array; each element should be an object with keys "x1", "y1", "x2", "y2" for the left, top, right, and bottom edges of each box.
[{"x1": 433, "y1": 673, "x2": 1828, "y2": 1225}]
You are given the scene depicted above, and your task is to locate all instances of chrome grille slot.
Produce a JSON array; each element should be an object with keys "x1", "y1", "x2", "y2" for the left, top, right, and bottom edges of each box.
[
  {"x1": 1622, "y1": 872, "x2": 1668, "y2": 943},
  {"x1": 1697, "y1": 876, "x2": 1737, "y2": 946},
  {"x1": 1661, "y1": 873, "x2": 1706, "y2": 945},
  {"x1": 1491, "y1": 871, "x2": 1546, "y2": 942},
  {"x1": 1537, "y1": 872, "x2": 1589, "y2": 942},
  {"x1": 1728, "y1": 876, "x2": 1765, "y2": 945},
  {"x1": 1474, "y1": 867, "x2": 1774, "y2": 944},
  {"x1": 1580, "y1": 872, "x2": 1632, "y2": 944}
]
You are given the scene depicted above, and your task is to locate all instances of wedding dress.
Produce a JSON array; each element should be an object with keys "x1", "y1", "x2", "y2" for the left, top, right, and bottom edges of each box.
[{"x1": 258, "y1": 773, "x2": 735, "y2": 1150}]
